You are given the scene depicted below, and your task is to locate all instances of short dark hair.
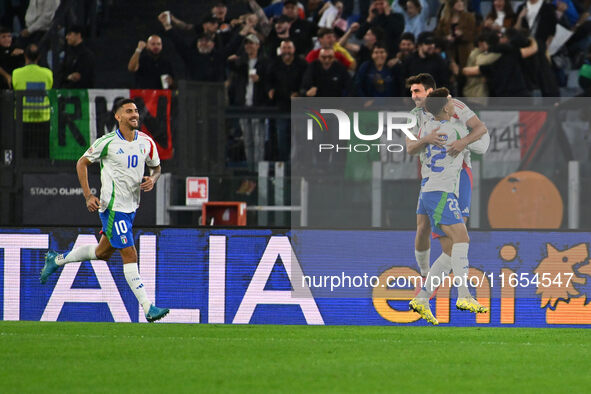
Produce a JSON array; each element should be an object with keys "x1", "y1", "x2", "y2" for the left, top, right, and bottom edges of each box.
[
  {"x1": 368, "y1": 26, "x2": 385, "y2": 41},
  {"x1": 114, "y1": 98, "x2": 136, "y2": 114},
  {"x1": 317, "y1": 28, "x2": 335, "y2": 38},
  {"x1": 196, "y1": 32, "x2": 214, "y2": 41},
  {"x1": 400, "y1": 32, "x2": 415, "y2": 43},
  {"x1": 425, "y1": 87, "x2": 450, "y2": 117},
  {"x1": 24, "y1": 44, "x2": 40, "y2": 62},
  {"x1": 283, "y1": 0, "x2": 298, "y2": 5},
  {"x1": 202, "y1": 15, "x2": 219, "y2": 25},
  {"x1": 406, "y1": 0, "x2": 422, "y2": 12},
  {"x1": 478, "y1": 29, "x2": 499, "y2": 47},
  {"x1": 372, "y1": 41, "x2": 389, "y2": 54},
  {"x1": 405, "y1": 73, "x2": 436, "y2": 89},
  {"x1": 66, "y1": 25, "x2": 84, "y2": 36},
  {"x1": 417, "y1": 31, "x2": 435, "y2": 45},
  {"x1": 0, "y1": 26, "x2": 10, "y2": 34},
  {"x1": 503, "y1": 28, "x2": 529, "y2": 48}
]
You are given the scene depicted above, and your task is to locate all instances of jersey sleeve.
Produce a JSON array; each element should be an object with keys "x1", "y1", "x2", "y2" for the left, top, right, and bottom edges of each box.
[
  {"x1": 468, "y1": 131, "x2": 490, "y2": 154},
  {"x1": 453, "y1": 99, "x2": 476, "y2": 125},
  {"x1": 145, "y1": 137, "x2": 160, "y2": 167},
  {"x1": 409, "y1": 107, "x2": 422, "y2": 137},
  {"x1": 453, "y1": 124, "x2": 470, "y2": 140},
  {"x1": 82, "y1": 136, "x2": 113, "y2": 163}
]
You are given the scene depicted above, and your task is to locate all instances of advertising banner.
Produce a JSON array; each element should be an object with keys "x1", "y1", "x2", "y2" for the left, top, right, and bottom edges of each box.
[
  {"x1": 22, "y1": 174, "x2": 156, "y2": 226},
  {"x1": 1, "y1": 228, "x2": 590, "y2": 327}
]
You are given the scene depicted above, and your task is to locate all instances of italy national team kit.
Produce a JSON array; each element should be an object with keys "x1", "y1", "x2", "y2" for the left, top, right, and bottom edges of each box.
[
  {"x1": 413, "y1": 100, "x2": 476, "y2": 236},
  {"x1": 83, "y1": 129, "x2": 160, "y2": 248}
]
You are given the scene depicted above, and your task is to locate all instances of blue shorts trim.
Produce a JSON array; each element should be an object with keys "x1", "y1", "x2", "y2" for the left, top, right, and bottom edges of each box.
[
  {"x1": 99, "y1": 209, "x2": 136, "y2": 249},
  {"x1": 458, "y1": 167, "x2": 473, "y2": 217},
  {"x1": 417, "y1": 191, "x2": 464, "y2": 237}
]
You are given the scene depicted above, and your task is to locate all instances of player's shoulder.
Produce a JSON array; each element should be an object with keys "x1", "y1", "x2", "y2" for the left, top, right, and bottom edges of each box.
[
  {"x1": 452, "y1": 99, "x2": 475, "y2": 115},
  {"x1": 137, "y1": 131, "x2": 156, "y2": 144},
  {"x1": 410, "y1": 106, "x2": 428, "y2": 116},
  {"x1": 423, "y1": 118, "x2": 444, "y2": 131},
  {"x1": 92, "y1": 131, "x2": 117, "y2": 145},
  {"x1": 452, "y1": 98, "x2": 468, "y2": 110}
]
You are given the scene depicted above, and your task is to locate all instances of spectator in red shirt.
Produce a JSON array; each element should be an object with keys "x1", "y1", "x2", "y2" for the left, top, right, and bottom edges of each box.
[{"x1": 305, "y1": 28, "x2": 356, "y2": 70}]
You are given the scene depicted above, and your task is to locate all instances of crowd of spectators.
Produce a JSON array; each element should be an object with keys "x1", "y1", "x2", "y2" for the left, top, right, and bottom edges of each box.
[
  {"x1": 0, "y1": 0, "x2": 95, "y2": 92},
  {"x1": 138, "y1": 0, "x2": 590, "y2": 165},
  {"x1": 127, "y1": 0, "x2": 591, "y2": 99}
]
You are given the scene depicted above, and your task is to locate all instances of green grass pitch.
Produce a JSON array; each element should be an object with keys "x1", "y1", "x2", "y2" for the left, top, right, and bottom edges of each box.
[{"x1": 1, "y1": 321, "x2": 590, "y2": 393}]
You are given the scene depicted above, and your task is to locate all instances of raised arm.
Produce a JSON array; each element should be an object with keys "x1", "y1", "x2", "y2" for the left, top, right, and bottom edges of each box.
[
  {"x1": 127, "y1": 41, "x2": 145, "y2": 72},
  {"x1": 170, "y1": 13, "x2": 194, "y2": 31},
  {"x1": 248, "y1": 0, "x2": 272, "y2": 37},
  {"x1": 338, "y1": 22, "x2": 360, "y2": 47},
  {"x1": 159, "y1": 13, "x2": 193, "y2": 65}
]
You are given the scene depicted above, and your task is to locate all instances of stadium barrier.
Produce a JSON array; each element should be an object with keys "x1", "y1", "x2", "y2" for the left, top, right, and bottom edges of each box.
[{"x1": 1, "y1": 228, "x2": 590, "y2": 327}]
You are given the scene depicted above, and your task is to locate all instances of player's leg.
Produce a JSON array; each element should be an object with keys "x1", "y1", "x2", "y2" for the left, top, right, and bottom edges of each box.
[
  {"x1": 119, "y1": 245, "x2": 149, "y2": 313},
  {"x1": 40, "y1": 233, "x2": 115, "y2": 284},
  {"x1": 415, "y1": 214, "x2": 431, "y2": 277},
  {"x1": 112, "y1": 211, "x2": 169, "y2": 322},
  {"x1": 440, "y1": 221, "x2": 487, "y2": 313},
  {"x1": 439, "y1": 222, "x2": 470, "y2": 298},
  {"x1": 414, "y1": 190, "x2": 431, "y2": 277},
  {"x1": 409, "y1": 191, "x2": 439, "y2": 325},
  {"x1": 119, "y1": 245, "x2": 169, "y2": 322},
  {"x1": 417, "y1": 236, "x2": 452, "y2": 300},
  {"x1": 119, "y1": 245, "x2": 148, "y2": 313},
  {"x1": 415, "y1": 191, "x2": 455, "y2": 299}
]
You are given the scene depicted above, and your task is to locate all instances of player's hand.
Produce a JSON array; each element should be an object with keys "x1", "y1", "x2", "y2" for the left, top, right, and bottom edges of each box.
[
  {"x1": 85, "y1": 194, "x2": 100, "y2": 212},
  {"x1": 422, "y1": 128, "x2": 446, "y2": 147},
  {"x1": 447, "y1": 139, "x2": 468, "y2": 157},
  {"x1": 11, "y1": 48, "x2": 23, "y2": 56},
  {"x1": 140, "y1": 176, "x2": 156, "y2": 192}
]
